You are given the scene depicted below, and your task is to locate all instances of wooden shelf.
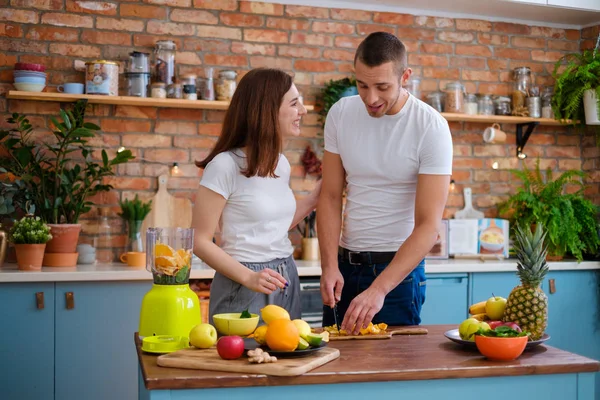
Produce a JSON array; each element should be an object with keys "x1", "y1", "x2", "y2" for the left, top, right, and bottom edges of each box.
[
  {"x1": 5, "y1": 91, "x2": 315, "y2": 111},
  {"x1": 441, "y1": 112, "x2": 569, "y2": 126}
]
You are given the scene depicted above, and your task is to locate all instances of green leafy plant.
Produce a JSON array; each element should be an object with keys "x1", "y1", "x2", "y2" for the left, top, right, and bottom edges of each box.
[
  {"x1": 318, "y1": 76, "x2": 357, "y2": 127},
  {"x1": 0, "y1": 100, "x2": 134, "y2": 224},
  {"x1": 498, "y1": 159, "x2": 600, "y2": 261},
  {"x1": 476, "y1": 326, "x2": 529, "y2": 338},
  {"x1": 8, "y1": 215, "x2": 52, "y2": 244},
  {"x1": 0, "y1": 168, "x2": 35, "y2": 218},
  {"x1": 118, "y1": 195, "x2": 152, "y2": 222}
]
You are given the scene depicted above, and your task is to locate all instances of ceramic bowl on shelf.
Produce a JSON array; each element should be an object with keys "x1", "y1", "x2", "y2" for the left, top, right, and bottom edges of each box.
[
  {"x1": 14, "y1": 62, "x2": 45, "y2": 72},
  {"x1": 13, "y1": 70, "x2": 47, "y2": 78},
  {"x1": 13, "y1": 82, "x2": 45, "y2": 92},
  {"x1": 474, "y1": 334, "x2": 528, "y2": 361},
  {"x1": 212, "y1": 313, "x2": 259, "y2": 336},
  {"x1": 14, "y1": 76, "x2": 46, "y2": 84}
]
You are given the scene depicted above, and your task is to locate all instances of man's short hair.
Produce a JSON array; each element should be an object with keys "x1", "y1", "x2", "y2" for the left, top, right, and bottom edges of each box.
[{"x1": 354, "y1": 32, "x2": 408, "y2": 77}]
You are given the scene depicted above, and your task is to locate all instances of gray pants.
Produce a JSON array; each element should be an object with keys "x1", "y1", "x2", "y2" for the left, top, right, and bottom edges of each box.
[{"x1": 208, "y1": 255, "x2": 301, "y2": 325}]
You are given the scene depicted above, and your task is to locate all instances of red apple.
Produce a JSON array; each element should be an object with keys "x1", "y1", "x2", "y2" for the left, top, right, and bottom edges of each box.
[
  {"x1": 216, "y1": 336, "x2": 245, "y2": 360},
  {"x1": 502, "y1": 322, "x2": 522, "y2": 332},
  {"x1": 488, "y1": 321, "x2": 504, "y2": 330}
]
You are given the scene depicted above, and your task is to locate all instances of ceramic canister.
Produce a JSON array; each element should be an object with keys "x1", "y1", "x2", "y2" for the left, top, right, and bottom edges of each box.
[{"x1": 85, "y1": 60, "x2": 119, "y2": 96}]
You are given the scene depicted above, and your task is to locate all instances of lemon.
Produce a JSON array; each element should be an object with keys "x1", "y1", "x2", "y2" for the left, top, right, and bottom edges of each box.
[
  {"x1": 260, "y1": 304, "x2": 290, "y2": 325},
  {"x1": 253, "y1": 325, "x2": 268, "y2": 345},
  {"x1": 293, "y1": 319, "x2": 312, "y2": 339}
]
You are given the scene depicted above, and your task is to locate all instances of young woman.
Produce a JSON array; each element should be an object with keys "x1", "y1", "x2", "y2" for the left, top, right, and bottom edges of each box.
[{"x1": 193, "y1": 68, "x2": 320, "y2": 322}]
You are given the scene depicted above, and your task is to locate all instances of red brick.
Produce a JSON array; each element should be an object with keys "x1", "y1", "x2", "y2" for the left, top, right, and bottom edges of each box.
[
  {"x1": 1, "y1": 9, "x2": 38, "y2": 24},
  {"x1": 456, "y1": 44, "x2": 492, "y2": 57},
  {"x1": 528, "y1": 133, "x2": 556, "y2": 145},
  {"x1": 294, "y1": 59, "x2": 336, "y2": 72},
  {"x1": 147, "y1": 21, "x2": 195, "y2": 36},
  {"x1": 312, "y1": 21, "x2": 355, "y2": 35},
  {"x1": 334, "y1": 36, "x2": 362, "y2": 49},
  {"x1": 122, "y1": 134, "x2": 172, "y2": 148},
  {"x1": 581, "y1": 26, "x2": 598, "y2": 39},
  {"x1": 155, "y1": 121, "x2": 197, "y2": 135},
  {"x1": 0, "y1": 53, "x2": 17, "y2": 66},
  {"x1": 249, "y1": 55, "x2": 292, "y2": 69},
  {"x1": 134, "y1": 35, "x2": 182, "y2": 48},
  {"x1": 530, "y1": 26, "x2": 566, "y2": 39},
  {"x1": 41, "y1": 12, "x2": 93, "y2": 28},
  {"x1": 86, "y1": 133, "x2": 120, "y2": 148},
  {"x1": 414, "y1": 16, "x2": 453, "y2": 28},
  {"x1": 101, "y1": 119, "x2": 151, "y2": 133},
  {"x1": 456, "y1": 19, "x2": 491, "y2": 32},
  {"x1": 81, "y1": 31, "x2": 131, "y2": 46},
  {"x1": 220, "y1": 12, "x2": 263, "y2": 27},
  {"x1": 545, "y1": 146, "x2": 580, "y2": 158},
  {"x1": 509, "y1": 60, "x2": 546, "y2": 74},
  {"x1": 184, "y1": 38, "x2": 230, "y2": 52},
  {"x1": 204, "y1": 54, "x2": 247, "y2": 67},
  {"x1": 193, "y1": 0, "x2": 236, "y2": 9},
  {"x1": 0, "y1": 23, "x2": 21, "y2": 38},
  {"x1": 493, "y1": 22, "x2": 530, "y2": 35},
  {"x1": 531, "y1": 50, "x2": 564, "y2": 63},
  {"x1": 198, "y1": 123, "x2": 222, "y2": 136},
  {"x1": 144, "y1": 149, "x2": 190, "y2": 163},
  {"x1": 48, "y1": 43, "x2": 100, "y2": 58},
  {"x1": 174, "y1": 136, "x2": 216, "y2": 148},
  {"x1": 423, "y1": 68, "x2": 459, "y2": 79},
  {"x1": 408, "y1": 54, "x2": 448, "y2": 67},
  {"x1": 167, "y1": 177, "x2": 203, "y2": 190},
  {"x1": 511, "y1": 37, "x2": 546, "y2": 49},
  {"x1": 547, "y1": 40, "x2": 579, "y2": 52},
  {"x1": 478, "y1": 33, "x2": 508, "y2": 46},
  {"x1": 420, "y1": 43, "x2": 453, "y2": 54},
  {"x1": 205, "y1": 110, "x2": 225, "y2": 122},
  {"x1": 357, "y1": 24, "x2": 395, "y2": 35},
  {"x1": 453, "y1": 158, "x2": 485, "y2": 169},
  {"x1": 143, "y1": 0, "x2": 190, "y2": 6},
  {"x1": 266, "y1": 17, "x2": 309, "y2": 31},
  {"x1": 278, "y1": 45, "x2": 320, "y2": 58},
  {"x1": 121, "y1": 4, "x2": 167, "y2": 19},
  {"x1": 323, "y1": 49, "x2": 354, "y2": 61},
  {"x1": 66, "y1": 0, "x2": 117, "y2": 15},
  {"x1": 97, "y1": 17, "x2": 145, "y2": 32},
  {"x1": 338, "y1": 62, "x2": 354, "y2": 73},
  {"x1": 373, "y1": 12, "x2": 412, "y2": 25},
  {"x1": 232, "y1": 42, "x2": 275, "y2": 55},
  {"x1": 176, "y1": 51, "x2": 202, "y2": 65},
  {"x1": 244, "y1": 29, "x2": 288, "y2": 43},
  {"x1": 285, "y1": 5, "x2": 328, "y2": 18},
  {"x1": 438, "y1": 31, "x2": 474, "y2": 43},
  {"x1": 104, "y1": 177, "x2": 152, "y2": 190},
  {"x1": 580, "y1": 40, "x2": 595, "y2": 51},
  {"x1": 115, "y1": 106, "x2": 158, "y2": 119},
  {"x1": 494, "y1": 48, "x2": 531, "y2": 60},
  {"x1": 9, "y1": 100, "x2": 61, "y2": 115},
  {"x1": 240, "y1": 1, "x2": 283, "y2": 15},
  {"x1": 26, "y1": 26, "x2": 81, "y2": 42},
  {"x1": 159, "y1": 109, "x2": 204, "y2": 120},
  {"x1": 478, "y1": 83, "x2": 511, "y2": 96},
  {"x1": 170, "y1": 9, "x2": 217, "y2": 24},
  {"x1": 11, "y1": 0, "x2": 62, "y2": 9},
  {"x1": 565, "y1": 29, "x2": 580, "y2": 41},
  {"x1": 18, "y1": 54, "x2": 72, "y2": 69},
  {"x1": 197, "y1": 25, "x2": 241, "y2": 40},
  {"x1": 331, "y1": 8, "x2": 371, "y2": 21}
]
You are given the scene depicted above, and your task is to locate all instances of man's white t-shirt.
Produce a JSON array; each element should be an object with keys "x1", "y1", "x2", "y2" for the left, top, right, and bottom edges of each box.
[
  {"x1": 199, "y1": 149, "x2": 296, "y2": 262},
  {"x1": 324, "y1": 94, "x2": 453, "y2": 252}
]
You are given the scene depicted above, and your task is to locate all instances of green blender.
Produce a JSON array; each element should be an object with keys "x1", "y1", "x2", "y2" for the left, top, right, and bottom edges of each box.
[{"x1": 139, "y1": 227, "x2": 201, "y2": 353}]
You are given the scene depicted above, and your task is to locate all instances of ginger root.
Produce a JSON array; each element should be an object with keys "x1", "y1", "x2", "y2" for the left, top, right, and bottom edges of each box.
[{"x1": 247, "y1": 348, "x2": 278, "y2": 364}]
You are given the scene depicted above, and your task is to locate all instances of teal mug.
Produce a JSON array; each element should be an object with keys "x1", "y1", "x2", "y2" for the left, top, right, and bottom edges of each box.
[{"x1": 58, "y1": 83, "x2": 84, "y2": 94}]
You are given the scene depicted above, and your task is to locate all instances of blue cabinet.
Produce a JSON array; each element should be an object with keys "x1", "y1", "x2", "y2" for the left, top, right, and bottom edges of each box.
[
  {"x1": 0, "y1": 283, "x2": 55, "y2": 400},
  {"x1": 420, "y1": 274, "x2": 469, "y2": 325}
]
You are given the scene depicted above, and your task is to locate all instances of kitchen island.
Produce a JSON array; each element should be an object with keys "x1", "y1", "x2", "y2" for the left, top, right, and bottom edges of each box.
[{"x1": 137, "y1": 325, "x2": 600, "y2": 400}]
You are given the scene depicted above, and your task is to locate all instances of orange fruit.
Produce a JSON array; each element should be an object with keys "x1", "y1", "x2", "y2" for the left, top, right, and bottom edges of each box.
[
  {"x1": 155, "y1": 243, "x2": 175, "y2": 258},
  {"x1": 265, "y1": 319, "x2": 299, "y2": 352},
  {"x1": 176, "y1": 248, "x2": 191, "y2": 267}
]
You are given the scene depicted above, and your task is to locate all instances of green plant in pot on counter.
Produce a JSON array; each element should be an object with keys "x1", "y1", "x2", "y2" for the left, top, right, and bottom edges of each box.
[
  {"x1": 318, "y1": 76, "x2": 357, "y2": 127},
  {"x1": 8, "y1": 214, "x2": 52, "y2": 271},
  {"x1": 498, "y1": 159, "x2": 600, "y2": 261},
  {"x1": 0, "y1": 100, "x2": 134, "y2": 261},
  {"x1": 118, "y1": 195, "x2": 152, "y2": 253}
]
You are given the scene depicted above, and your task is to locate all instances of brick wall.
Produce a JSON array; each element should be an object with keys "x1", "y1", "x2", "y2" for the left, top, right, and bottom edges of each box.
[{"x1": 1, "y1": 1, "x2": 598, "y2": 257}]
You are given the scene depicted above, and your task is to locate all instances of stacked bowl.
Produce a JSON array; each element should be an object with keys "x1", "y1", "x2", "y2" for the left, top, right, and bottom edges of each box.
[{"x1": 13, "y1": 62, "x2": 46, "y2": 92}]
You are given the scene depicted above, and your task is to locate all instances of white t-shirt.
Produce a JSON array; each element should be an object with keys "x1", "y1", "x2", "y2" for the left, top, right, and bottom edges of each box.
[
  {"x1": 199, "y1": 150, "x2": 296, "y2": 262},
  {"x1": 324, "y1": 94, "x2": 453, "y2": 252}
]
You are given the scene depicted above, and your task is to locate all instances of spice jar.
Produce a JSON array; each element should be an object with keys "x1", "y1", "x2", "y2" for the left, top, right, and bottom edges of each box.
[
  {"x1": 464, "y1": 94, "x2": 478, "y2": 115},
  {"x1": 477, "y1": 94, "x2": 494, "y2": 116},
  {"x1": 181, "y1": 74, "x2": 197, "y2": 100},
  {"x1": 153, "y1": 40, "x2": 176, "y2": 85},
  {"x1": 167, "y1": 83, "x2": 182, "y2": 99},
  {"x1": 443, "y1": 82, "x2": 465, "y2": 113},
  {"x1": 216, "y1": 70, "x2": 237, "y2": 101},
  {"x1": 542, "y1": 86, "x2": 554, "y2": 119},
  {"x1": 426, "y1": 92, "x2": 444, "y2": 112},
  {"x1": 151, "y1": 82, "x2": 166, "y2": 99},
  {"x1": 494, "y1": 96, "x2": 512, "y2": 116},
  {"x1": 512, "y1": 67, "x2": 532, "y2": 116}
]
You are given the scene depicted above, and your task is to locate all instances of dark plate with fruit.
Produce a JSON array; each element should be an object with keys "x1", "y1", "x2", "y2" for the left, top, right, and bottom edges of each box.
[
  {"x1": 243, "y1": 338, "x2": 328, "y2": 358},
  {"x1": 444, "y1": 329, "x2": 550, "y2": 350}
]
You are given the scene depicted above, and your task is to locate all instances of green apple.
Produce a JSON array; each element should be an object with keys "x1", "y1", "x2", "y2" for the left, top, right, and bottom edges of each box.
[
  {"x1": 189, "y1": 323, "x2": 218, "y2": 349},
  {"x1": 485, "y1": 295, "x2": 507, "y2": 320},
  {"x1": 459, "y1": 318, "x2": 480, "y2": 340}
]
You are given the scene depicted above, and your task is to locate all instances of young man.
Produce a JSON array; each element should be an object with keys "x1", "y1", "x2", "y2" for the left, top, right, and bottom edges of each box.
[{"x1": 318, "y1": 32, "x2": 453, "y2": 334}]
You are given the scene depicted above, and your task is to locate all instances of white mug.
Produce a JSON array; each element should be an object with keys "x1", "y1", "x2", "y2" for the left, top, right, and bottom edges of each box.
[{"x1": 483, "y1": 123, "x2": 507, "y2": 144}]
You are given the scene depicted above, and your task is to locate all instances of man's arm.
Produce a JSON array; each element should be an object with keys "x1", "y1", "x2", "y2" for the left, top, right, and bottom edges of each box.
[{"x1": 341, "y1": 174, "x2": 450, "y2": 333}]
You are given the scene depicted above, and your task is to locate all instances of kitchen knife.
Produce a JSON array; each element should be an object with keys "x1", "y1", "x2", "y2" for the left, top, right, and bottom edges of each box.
[{"x1": 332, "y1": 304, "x2": 341, "y2": 332}]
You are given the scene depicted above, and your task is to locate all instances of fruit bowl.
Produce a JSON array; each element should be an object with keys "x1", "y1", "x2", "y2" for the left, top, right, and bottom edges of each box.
[
  {"x1": 474, "y1": 334, "x2": 528, "y2": 361},
  {"x1": 213, "y1": 313, "x2": 259, "y2": 336}
]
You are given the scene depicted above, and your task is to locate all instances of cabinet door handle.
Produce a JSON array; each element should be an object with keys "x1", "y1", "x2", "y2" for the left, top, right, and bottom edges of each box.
[
  {"x1": 36, "y1": 292, "x2": 44, "y2": 310},
  {"x1": 66, "y1": 292, "x2": 75, "y2": 309},
  {"x1": 549, "y1": 279, "x2": 556, "y2": 294}
]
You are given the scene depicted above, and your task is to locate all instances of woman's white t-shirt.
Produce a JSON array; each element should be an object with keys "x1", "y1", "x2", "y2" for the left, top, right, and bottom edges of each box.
[{"x1": 199, "y1": 149, "x2": 296, "y2": 262}]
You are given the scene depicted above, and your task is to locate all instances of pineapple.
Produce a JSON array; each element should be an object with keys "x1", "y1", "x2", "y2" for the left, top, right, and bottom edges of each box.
[{"x1": 502, "y1": 223, "x2": 549, "y2": 340}]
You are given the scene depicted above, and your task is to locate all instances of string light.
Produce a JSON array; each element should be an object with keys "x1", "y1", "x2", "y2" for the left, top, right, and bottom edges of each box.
[
  {"x1": 449, "y1": 179, "x2": 456, "y2": 191},
  {"x1": 171, "y1": 162, "x2": 182, "y2": 176},
  {"x1": 492, "y1": 161, "x2": 499, "y2": 170},
  {"x1": 517, "y1": 150, "x2": 527, "y2": 159}
]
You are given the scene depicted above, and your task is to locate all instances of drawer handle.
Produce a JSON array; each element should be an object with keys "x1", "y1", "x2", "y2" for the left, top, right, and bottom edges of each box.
[
  {"x1": 549, "y1": 279, "x2": 556, "y2": 294},
  {"x1": 36, "y1": 292, "x2": 44, "y2": 310},
  {"x1": 66, "y1": 292, "x2": 75, "y2": 309}
]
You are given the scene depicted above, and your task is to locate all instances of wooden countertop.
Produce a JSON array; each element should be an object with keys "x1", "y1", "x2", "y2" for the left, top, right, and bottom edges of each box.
[{"x1": 136, "y1": 325, "x2": 600, "y2": 390}]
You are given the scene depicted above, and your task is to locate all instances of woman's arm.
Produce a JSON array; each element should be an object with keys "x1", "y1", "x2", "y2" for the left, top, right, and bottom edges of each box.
[
  {"x1": 289, "y1": 179, "x2": 321, "y2": 229},
  {"x1": 192, "y1": 186, "x2": 286, "y2": 293}
]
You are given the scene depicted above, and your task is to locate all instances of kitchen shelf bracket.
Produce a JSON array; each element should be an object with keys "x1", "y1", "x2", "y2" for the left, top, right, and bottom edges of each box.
[{"x1": 515, "y1": 121, "x2": 539, "y2": 158}]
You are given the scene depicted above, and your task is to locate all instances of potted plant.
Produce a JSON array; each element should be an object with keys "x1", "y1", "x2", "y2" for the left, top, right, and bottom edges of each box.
[
  {"x1": 298, "y1": 145, "x2": 321, "y2": 261},
  {"x1": 318, "y1": 76, "x2": 357, "y2": 127},
  {"x1": 118, "y1": 195, "x2": 152, "y2": 253},
  {"x1": 8, "y1": 214, "x2": 52, "y2": 271},
  {"x1": 0, "y1": 100, "x2": 134, "y2": 266},
  {"x1": 498, "y1": 160, "x2": 600, "y2": 261},
  {"x1": 552, "y1": 36, "x2": 600, "y2": 127}
]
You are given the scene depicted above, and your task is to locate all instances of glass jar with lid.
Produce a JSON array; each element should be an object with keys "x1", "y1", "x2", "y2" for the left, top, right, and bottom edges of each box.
[
  {"x1": 477, "y1": 94, "x2": 494, "y2": 116},
  {"x1": 153, "y1": 40, "x2": 176, "y2": 85},
  {"x1": 215, "y1": 70, "x2": 237, "y2": 101},
  {"x1": 181, "y1": 74, "x2": 197, "y2": 100},
  {"x1": 494, "y1": 96, "x2": 512, "y2": 116},
  {"x1": 426, "y1": 92, "x2": 444, "y2": 112},
  {"x1": 541, "y1": 86, "x2": 554, "y2": 119},
  {"x1": 151, "y1": 82, "x2": 166, "y2": 99},
  {"x1": 464, "y1": 93, "x2": 478, "y2": 115},
  {"x1": 443, "y1": 82, "x2": 465, "y2": 113},
  {"x1": 166, "y1": 83, "x2": 182, "y2": 99}
]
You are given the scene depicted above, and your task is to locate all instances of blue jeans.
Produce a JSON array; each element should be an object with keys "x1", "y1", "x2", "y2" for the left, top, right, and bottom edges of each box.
[{"x1": 322, "y1": 254, "x2": 426, "y2": 327}]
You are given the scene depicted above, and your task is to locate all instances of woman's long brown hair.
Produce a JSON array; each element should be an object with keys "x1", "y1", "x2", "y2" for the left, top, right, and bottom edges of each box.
[{"x1": 195, "y1": 68, "x2": 293, "y2": 178}]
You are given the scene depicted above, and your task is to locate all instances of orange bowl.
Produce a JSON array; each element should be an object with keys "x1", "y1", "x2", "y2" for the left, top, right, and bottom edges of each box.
[{"x1": 474, "y1": 335, "x2": 528, "y2": 361}]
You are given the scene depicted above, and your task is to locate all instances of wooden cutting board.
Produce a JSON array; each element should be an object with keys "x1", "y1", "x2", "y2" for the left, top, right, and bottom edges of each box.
[
  {"x1": 313, "y1": 327, "x2": 428, "y2": 340},
  {"x1": 141, "y1": 174, "x2": 193, "y2": 243},
  {"x1": 157, "y1": 347, "x2": 340, "y2": 376}
]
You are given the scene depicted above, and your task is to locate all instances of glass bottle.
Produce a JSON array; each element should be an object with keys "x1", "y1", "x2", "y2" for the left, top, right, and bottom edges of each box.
[
  {"x1": 512, "y1": 67, "x2": 532, "y2": 114},
  {"x1": 94, "y1": 207, "x2": 114, "y2": 263},
  {"x1": 153, "y1": 40, "x2": 176, "y2": 85},
  {"x1": 443, "y1": 82, "x2": 465, "y2": 113},
  {"x1": 202, "y1": 67, "x2": 215, "y2": 101},
  {"x1": 542, "y1": 86, "x2": 554, "y2": 119},
  {"x1": 126, "y1": 220, "x2": 144, "y2": 253}
]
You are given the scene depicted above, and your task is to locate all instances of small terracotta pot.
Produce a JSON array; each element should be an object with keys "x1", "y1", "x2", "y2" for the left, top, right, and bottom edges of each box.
[
  {"x1": 15, "y1": 243, "x2": 46, "y2": 271},
  {"x1": 46, "y1": 224, "x2": 82, "y2": 253}
]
